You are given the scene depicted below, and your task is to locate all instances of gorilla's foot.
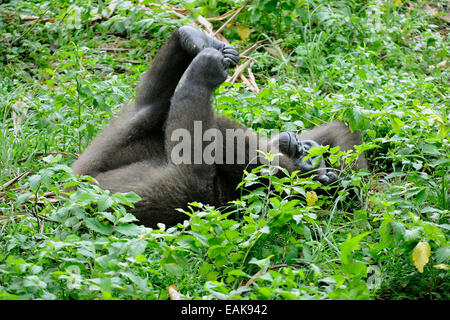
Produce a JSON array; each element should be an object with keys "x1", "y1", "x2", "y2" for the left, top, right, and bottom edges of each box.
[
  {"x1": 181, "y1": 48, "x2": 228, "y2": 89},
  {"x1": 178, "y1": 25, "x2": 239, "y2": 68}
]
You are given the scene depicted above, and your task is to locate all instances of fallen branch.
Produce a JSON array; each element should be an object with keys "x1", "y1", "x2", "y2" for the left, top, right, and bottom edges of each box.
[
  {"x1": 214, "y1": 0, "x2": 253, "y2": 36},
  {"x1": 0, "y1": 10, "x2": 54, "y2": 23},
  {"x1": 240, "y1": 39, "x2": 268, "y2": 56},
  {"x1": 229, "y1": 59, "x2": 251, "y2": 83},
  {"x1": 206, "y1": 10, "x2": 236, "y2": 22},
  {"x1": 0, "y1": 171, "x2": 31, "y2": 191}
]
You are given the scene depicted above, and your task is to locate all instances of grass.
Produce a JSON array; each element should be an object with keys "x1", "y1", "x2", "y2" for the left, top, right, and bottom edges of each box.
[{"x1": 0, "y1": 0, "x2": 448, "y2": 300}]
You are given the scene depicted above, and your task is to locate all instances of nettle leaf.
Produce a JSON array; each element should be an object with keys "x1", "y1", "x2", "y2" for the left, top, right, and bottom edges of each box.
[
  {"x1": 97, "y1": 194, "x2": 114, "y2": 211},
  {"x1": 340, "y1": 232, "x2": 371, "y2": 264},
  {"x1": 118, "y1": 213, "x2": 138, "y2": 224},
  {"x1": 435, "y1": 246, "x2": 450, "y2": 263},
  {"x1": 84, "y1": 218, "x2": 113, "y2": 235},
  {"x1": 114, "y1": 223, "x2": 142, "y2": 237},
  {"x1": 404, "y1": 228, "x2": 422, "y2": 243},
  {"x1": 99, "y1": 211, "x2": 116, "y2": 224},
  {"x1": 113, "y1": 192, "x2": 141, "y2": 206},
  {"x1": 389, "y1": 115, "x2": 404, "y2": 133},
  {"x1": 71, "y1": 191, "x2": 98, "y2": 206},
  {"x1": 39, "y1": 169, "x2": 54, "y2": 189},
  {"x1": 28, "y1": 174, "x2": 42, "y2": 191},
  {"x1": 16, "y1": 192, "x2": 32, "y2": 205},
  {"x1": 249, "y1": 255, "x2": 273, "y2": 269},
  {"x1": 164, "y1": 263, "x2": 183, "y2": 276}
]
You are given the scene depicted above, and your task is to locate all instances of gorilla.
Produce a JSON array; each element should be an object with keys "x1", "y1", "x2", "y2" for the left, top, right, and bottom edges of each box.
[{"x1": 71, "y1": 26, "x2": 367, "y2": 227}]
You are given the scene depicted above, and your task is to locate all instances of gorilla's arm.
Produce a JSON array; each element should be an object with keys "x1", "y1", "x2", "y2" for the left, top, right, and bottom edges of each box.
[{"x1": 277, "y1": 121, "x2": 367, "y2": 185}]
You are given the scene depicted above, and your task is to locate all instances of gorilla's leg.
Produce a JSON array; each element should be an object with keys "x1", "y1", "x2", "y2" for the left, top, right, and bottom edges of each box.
[
  {"x1": 134, "y1": 26, "x2": 238, "y2": 118},
  {"x1": 165, "y1": 48, "x2": 228, "y2": 177},
  {"x1": 82, "y1": 49, "x2": 230, "y2": 227},
  {"x1": 72, "y1": 27, "x2": 238, "y2": 177},
  {"x1": 92, "y1": 162, "x2": 206, "y2": 227}
]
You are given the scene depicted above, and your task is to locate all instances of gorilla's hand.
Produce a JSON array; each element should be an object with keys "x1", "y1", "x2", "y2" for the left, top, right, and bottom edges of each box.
[
  {"x1": 317, "y1": 171, "x2": 338, "y2": 186},
  {"x1": 296, "y1": 139, "x2": 322, "y2": 173},
  {"x1": 278, "y1": 132, "x2": 337, "y2": 184},
  {"x1": 278, "y1": 132, "x2": 321, "y2": 172},
  {"x1": 178, "y1": 26, "x2": 239, "y2": 68}
]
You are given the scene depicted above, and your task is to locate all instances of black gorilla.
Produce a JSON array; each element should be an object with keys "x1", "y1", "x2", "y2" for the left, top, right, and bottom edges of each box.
[{"x1": 71, "y1": 26, "x2": 367, "y2": 227}]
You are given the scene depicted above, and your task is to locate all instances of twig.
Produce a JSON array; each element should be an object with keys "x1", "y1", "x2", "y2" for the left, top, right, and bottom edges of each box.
[
  {"x1": 99, "y1": 47, "x2": 129, "y2": 52},
  {"x1": 240, "y1": 39, "x2": 268, "y2": 56},
  {"x1": 229, "y1": 59, "x2": 251, "y2": 83},
  {"x1": 237, "y1": 262, "x2": 305, "y2": 293},
  {"x1": 247, "y1": 67, "x2": 259, "y2": 93},
  {"x1": 214, "y1": 0, "x2": 253, "y2": 36},
  {"x1": 206, "y1": 10, "x2": 236, "y2": 22},
  {"x1": 1, "y1": 171, "x2": 31, "y2": 191},
  {"x1": 0, "y1": 10, "x2": 54, "y2": 23},
  {"x1": 10, "y1": 8, "x2": 51, "y2": 47}
]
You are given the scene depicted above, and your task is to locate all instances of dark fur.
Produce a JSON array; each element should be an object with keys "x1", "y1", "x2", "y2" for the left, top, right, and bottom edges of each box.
[{"x1": 72, "y1": 26, "x2": 367, "y2": 227}]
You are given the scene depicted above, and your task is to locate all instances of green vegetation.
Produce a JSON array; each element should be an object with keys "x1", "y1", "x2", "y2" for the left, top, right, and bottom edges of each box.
[{"x1": 0, "y1": 0, "x2": 448, "y2": 300}]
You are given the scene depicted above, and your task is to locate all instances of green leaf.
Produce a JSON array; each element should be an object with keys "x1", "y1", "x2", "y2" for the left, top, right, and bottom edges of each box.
[
  {"x1": 435, "y1": 246, "x2": 450, "y2": 263},
  {"x1": 249, "y1": 255, "x2": 273, "y2": 269},
  {"x1": 84, "y1": 218, "x2": 113, "y2": 235},
  {"x1": 114, "y1": 223, "x2": 142, "y2": 236},
  {"x1": 16, "y1": 192, "x2": 32, "y2": 205},
  {"x1": 389, "y1": 115, "x2": 404, "y2": 133},
  {"x1": 113, "y1": 192, "x2": 141, "y2": 206},
  {"x1": 118, "y1": 213, "x2": 138, "y2": 223},
  {"x1": 340, "y1": 232, "x2": 371, "y2": 264},
  {"x1": 29, "y1": 174, "x2": 42, "y2": 191},
  {"x1": 164, "y1": 263, "x2": 183, "y2": 276},
  {"x1": 97, "y1": 194, "x2": 114, "y2": 211}
]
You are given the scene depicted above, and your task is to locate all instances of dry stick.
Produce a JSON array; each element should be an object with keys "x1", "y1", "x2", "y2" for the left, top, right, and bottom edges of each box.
[
  {"x1": 206, "y1": 10, "x2": 236, "y2": 22},
  {"x1": 247, "y1": 67, "x2": 259, "y2": 93},
  {"x1": 240, "y1": 39, "x2": 268, "y2": 56},
  {"x1": 229, "y1": 59, "x2": 251, "y2": 83},
  {"x1": 240, "y1": 74, "x2": 258, "y2": 94},
  {"x1": 29, "y1": 191, "x2": 56, "y2": 201},
  {"x1": 0, "y1": 11, "x2": 54, "y2": 23},
  {"x1": 99, "y1": 47, "x2": 129, "y2": 52},
  {"x1": 0, "y1": 171, "x2": 31, "y2": 191},
  {"x1": 214, "y1": 0, "x2": 253, "y2": 36},
  {"x1": 196, "y1": 15, "x2": 215, "y2": 35}
]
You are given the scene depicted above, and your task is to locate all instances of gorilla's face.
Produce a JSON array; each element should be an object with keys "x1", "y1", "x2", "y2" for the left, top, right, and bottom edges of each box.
[{"x1": 277, "y1": 131, "x2": 321, "y2": 173}]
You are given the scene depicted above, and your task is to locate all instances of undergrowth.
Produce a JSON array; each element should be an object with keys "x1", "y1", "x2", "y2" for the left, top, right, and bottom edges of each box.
[{"x1": 0, "y1": 0, "x2": 448, "y2": 300}]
